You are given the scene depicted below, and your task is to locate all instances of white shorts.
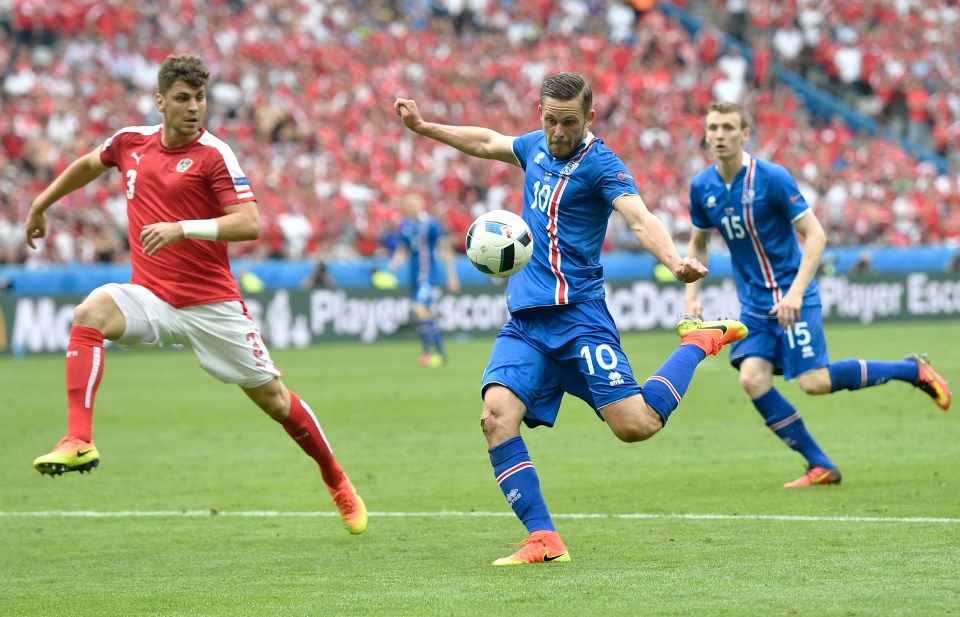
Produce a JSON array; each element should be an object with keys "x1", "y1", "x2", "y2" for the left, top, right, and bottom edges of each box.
[{"x1": 96, "y1": 283, "x2": 281, "y2": 388}]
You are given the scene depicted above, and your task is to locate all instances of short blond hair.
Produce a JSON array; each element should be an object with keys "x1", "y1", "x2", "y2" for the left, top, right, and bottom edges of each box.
[{"x1": 707, "y1": 101, "x2": 752, "y2": 129}]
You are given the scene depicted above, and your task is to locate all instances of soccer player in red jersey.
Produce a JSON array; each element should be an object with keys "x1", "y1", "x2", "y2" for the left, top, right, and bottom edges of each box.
[{"x1": 23, "y1": 54, "x2": 366, "y2": 534}]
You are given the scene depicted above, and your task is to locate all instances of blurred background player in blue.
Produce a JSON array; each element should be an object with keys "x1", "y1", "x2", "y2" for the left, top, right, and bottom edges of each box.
[
  {"x1": 388, "y1": 192, "x2": 460, "y2": 367},
  {"x1": 395, "y1": 72, "x2": 747, "y2": 566},
  {"x1": 685, "y1": 101, "x2": 952, "y2": 488}
]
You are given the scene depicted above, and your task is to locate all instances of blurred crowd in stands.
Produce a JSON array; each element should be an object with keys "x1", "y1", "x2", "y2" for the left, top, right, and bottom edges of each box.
[{"x1": 1, "y1": 0, "x2": 958, "y2": 269}]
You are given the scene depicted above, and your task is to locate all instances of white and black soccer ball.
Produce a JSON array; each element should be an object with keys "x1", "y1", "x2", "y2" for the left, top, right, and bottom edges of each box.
[{"x1": 465, "y1": 210, "x2": 534, "y2": 277}]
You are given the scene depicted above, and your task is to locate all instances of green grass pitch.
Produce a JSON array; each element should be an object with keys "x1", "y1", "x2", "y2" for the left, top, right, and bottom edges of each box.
[{"x1": 1, "y1": 322, "x2": 958, "y2": 616}]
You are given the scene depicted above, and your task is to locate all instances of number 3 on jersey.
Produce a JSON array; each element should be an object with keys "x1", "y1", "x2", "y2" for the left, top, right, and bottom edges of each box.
[{"x1": 125, "y1": 169, "x2": 137, "y2": 199}]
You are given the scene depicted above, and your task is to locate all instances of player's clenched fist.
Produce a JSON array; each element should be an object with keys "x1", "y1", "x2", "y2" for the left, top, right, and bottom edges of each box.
[
  {"x1": 394, "y1": 98, "x2": 423, "y2": 132},
  {"x1": 672, "y1": 257, "x2": 708, "y2": 284}
]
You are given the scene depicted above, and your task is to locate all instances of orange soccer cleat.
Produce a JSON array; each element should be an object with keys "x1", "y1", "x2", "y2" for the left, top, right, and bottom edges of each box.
[
  {"x1": 328, "y1": 478, "x2": 367, "y2": 535},
  {"x1": 676, "y1": 317, "x2": 749, "y2": 356},
  {"x1": 492, "y1": 530, "x2": 571, "y2": 566},
  {"x1": 907, "y1": 353, "x2": 951, "y2": 411},
  {"x1": 783, "y1": 465, "x2": 842, "y2": 488}
]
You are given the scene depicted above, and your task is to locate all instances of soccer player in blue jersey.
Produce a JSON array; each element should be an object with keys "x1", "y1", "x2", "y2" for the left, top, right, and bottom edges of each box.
[
  {"x1": 685, "y1": 101, "x2": 952, "y2": 488},
  {"x1": 394, "y1": 72, "x2": 748, "y2": 565},
  {"x1": 389, "y1": 192, "x2": 460, "y2": 367}
]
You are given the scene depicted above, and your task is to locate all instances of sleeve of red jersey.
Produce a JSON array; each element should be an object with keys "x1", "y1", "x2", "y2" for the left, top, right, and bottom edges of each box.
[
  {"x1": 98, "y1": 130, "x2": 125, "y2": 168},
  {"x1": 207, "y1": 145, "x2": 257, "y2": 208}
]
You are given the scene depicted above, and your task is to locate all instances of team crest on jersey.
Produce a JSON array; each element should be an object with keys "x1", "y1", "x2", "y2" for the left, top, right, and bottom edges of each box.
[
  {"x1": 741, "y1": 188, "x2": 755, "y2": 205},
  {"x1": 176, "y1": 158, "x2": 193, "y2": 173},
  {"x1": 560, "y1": 160, "x2": 580, "y2": 176}
]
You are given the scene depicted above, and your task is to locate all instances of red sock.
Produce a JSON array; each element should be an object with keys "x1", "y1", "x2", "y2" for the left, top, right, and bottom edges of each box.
[
  {"x1": 280, "y1": 393, "x2": 346, "y2": 490},
  {"x1": 65, "y1": 326, "x2": 105, "y2": 443}
]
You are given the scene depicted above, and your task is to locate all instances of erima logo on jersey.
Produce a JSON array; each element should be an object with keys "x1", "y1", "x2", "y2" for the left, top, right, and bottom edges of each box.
[
  {"x1": 534, "y1": 152, "x2": 545, "y2": 165},
  {"x1": 706, "y1": 195, "x2": 717, "y2": 208},
  {"x1": 608, "y1": 371, "x2": 624, "y2": 386},
  {"x1": 176, "y1": 159, "x2": 193, "y2": 173}
]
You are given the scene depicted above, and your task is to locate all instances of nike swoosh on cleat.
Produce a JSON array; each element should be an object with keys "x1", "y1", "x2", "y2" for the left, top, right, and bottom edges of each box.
[
  {"x1": 700, "y1": 325, "x2": 728, "y2": 333},
  {"x1": 77, "y1": 449, "x2": 96, "y2": 457},
  {"x1": 543, "y1": 553, "x2": 567, "y2": 562}
]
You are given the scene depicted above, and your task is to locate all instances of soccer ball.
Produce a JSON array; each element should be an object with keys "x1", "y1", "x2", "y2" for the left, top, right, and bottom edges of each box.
[{"x1": 465, "y1": 210, "x2": 534, "y2": 277}]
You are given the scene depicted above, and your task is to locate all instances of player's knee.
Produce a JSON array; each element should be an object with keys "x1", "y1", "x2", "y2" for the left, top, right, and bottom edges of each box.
[
  {"x1": 608, "y1": 407, "x2": 662, "y2": 443},
  {"x1": 480, "y1": 411, "x2": 498, "y2": 439},
  {"x1": 739, "y1": 371, "x2": 769, "y2": 398},
  {"x1": 480, "y1": 388, "x2": 524, "y2": 444},
  {"x1": 796, "y1": 370, "x2": 830, "y2": 395},
  {"x1": 72, "y1": 300, "x2": 105, "y2": 330}
]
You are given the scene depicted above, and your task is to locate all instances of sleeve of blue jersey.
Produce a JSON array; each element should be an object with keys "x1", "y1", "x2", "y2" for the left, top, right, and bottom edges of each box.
[
  {"x1": 769, "y1": 163, "x2": 809, "y2": 221},
  {"x1": 512, "y1": 132, "x2": 541, "y2": 171}
]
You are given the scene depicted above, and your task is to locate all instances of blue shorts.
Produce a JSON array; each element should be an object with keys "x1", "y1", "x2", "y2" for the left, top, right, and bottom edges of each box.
[
  {"x1": 481, "y1": 299, "x2": 642, "y2": 429},
  {"x1": 729, "y1": 306, "x2": 830, "y2": 380}
]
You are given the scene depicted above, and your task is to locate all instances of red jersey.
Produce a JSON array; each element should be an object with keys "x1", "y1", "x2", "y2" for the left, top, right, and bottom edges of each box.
[{"x1": 99, "y1": 125, "x2": 256, "y2": 308}]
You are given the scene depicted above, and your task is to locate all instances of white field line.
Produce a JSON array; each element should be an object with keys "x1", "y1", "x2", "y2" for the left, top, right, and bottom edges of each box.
[{"x1": 1, "y1": 511, "x2": 958, "y2": 524}]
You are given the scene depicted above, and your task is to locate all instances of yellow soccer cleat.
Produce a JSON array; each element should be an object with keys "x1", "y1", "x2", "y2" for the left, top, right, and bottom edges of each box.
[
  {"x1": 33, "y1": 437, "x2": 100, "y2": 476},
  {"x1": 676, "y1": 317, "x2": 748, "y2": 356},
  {"x1": 328, "y1": 478, "x2": 367, "y2": 535},
  {"x1": 907, "y1": 353, "x2": 951, "y2": 411},
  {"x1": 492, "y1": 530, "x2": 571, "y2": 566}
]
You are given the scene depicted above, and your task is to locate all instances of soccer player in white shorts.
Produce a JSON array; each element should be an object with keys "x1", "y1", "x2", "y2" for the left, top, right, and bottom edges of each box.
[{"x1": 23, "y1": 54, "x2": 366, "y2": 534}]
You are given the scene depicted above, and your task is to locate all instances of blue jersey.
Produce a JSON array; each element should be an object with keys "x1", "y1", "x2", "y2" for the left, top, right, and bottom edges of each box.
[
  {"x1": 507, "y1": 131, "x2": 639, "y2": 313},
  {"x1": 689, "y1": 152, "x2": 820, "y2": 311},
  {"x1": 397, "y1": 213, "x2": 445, "y2": 288}
]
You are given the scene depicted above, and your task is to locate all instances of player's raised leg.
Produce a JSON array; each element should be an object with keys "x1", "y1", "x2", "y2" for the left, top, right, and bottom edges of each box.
[
  {"x1": 245, "y1": 380, "x2": 366, "y2": 534},
  {"x1": 823, "y1": 353, "x2": 951, "y2": 410},
  {"x1": 604, "y1": 317, "x2": 749, "y2": 442}
]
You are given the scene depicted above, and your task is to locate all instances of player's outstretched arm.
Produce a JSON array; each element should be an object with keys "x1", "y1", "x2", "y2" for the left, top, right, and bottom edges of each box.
[
  {"x1": 393, "y1": 97, "x2": 519, "y2": 166},
  {"x1": 25, "y1": 149, "x2": 108, "y2": 249},
  {"x1": 615, "y1": 194, "x2": 707, "y2": 284}
]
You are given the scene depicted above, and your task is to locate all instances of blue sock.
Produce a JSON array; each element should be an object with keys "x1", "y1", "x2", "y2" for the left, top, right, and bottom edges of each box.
[
  {"x1": 641, "y1": 344, "x2": 707, "y2": 425},
  {"x1": 488, "y1": 436, "x2": 554, "y2": 533},
  {"x1": 426, "y1": 319, "x2": 445, "y2": 356},
  {"x1": 416, "y1": 319, "x2": 432, "y2": 354},
  {"x1": 753, "y1": 388, "x2": 834, "y2": 469},
  {"x1": 828, "y1": 358, "x2": 919, "y2": 392}
]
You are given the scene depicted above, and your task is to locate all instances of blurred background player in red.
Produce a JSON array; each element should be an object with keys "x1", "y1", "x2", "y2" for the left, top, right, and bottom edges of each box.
[{"x1": 23, "y1": 53, "x2": 366, "y2": 535}]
